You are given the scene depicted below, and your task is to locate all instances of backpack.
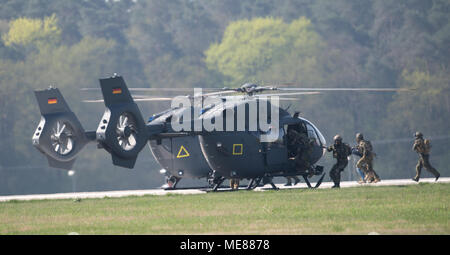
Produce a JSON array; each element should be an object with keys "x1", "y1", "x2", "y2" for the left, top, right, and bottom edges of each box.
[
  {"x1": 423, "y1": 139, "x2": 431, "y2": 154},
  {"x1": 364, "y1": 140, "x2": 373, "y2": 153}
]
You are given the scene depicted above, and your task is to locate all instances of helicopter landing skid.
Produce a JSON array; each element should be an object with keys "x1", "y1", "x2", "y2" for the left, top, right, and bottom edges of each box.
[
  {"x1": 211, "y1": 176, "x2": 226, "y2": 191},
  {"x1": 302, "y1": 173, "x2": 325, "y2": 189},
  {"x1": 246, "y1": 177, "x2": 262, "y2": 190},
  {"x1": 162, "y1": 176, "x2": 181, "y2": 190}
]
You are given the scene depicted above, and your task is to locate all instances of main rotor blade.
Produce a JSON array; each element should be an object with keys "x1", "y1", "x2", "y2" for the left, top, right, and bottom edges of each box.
[
  {"x1": 254, "y1": 91, "x2": 321, "y2": 97},
  {"x1": 277, "y1": 87, "x2": 411, "y2": 92},
  {"x1": 81, "y1": 87, "x2": 221, "y2": 92},
  {"x1": 83, "y1": 97, "x2": 173, "y2": 103},
  {"x1": 277, "y1": 97, "x2": 306, "y2": 101},
  {"x1": 198, "y1": 90, "x2": 237, "y2": 97}
]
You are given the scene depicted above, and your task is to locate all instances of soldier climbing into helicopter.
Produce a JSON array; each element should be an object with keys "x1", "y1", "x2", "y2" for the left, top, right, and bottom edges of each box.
[
  {"x1": 287, "y1": 124, "x2": 314, "y2": 178},
  {"x1": 327, "y1": 135, "x2": 352, "y2": 188},
  {"x1": 412, "y1": 132, "x2": 440, "y2": 182}
]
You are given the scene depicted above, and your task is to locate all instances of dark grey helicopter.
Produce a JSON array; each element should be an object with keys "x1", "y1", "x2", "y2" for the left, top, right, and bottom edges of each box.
[{"x1": 32, "y1": 75, "x2": 405, "y2": 190}]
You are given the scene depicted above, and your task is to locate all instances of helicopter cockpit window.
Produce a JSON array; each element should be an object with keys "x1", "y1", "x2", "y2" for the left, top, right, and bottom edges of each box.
[{"x1": 305, "y1": 122, "x2": 321, "y2": 146}]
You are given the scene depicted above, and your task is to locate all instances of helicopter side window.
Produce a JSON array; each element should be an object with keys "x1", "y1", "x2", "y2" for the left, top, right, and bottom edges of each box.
[{"x1": 305, "y1": 123, "x2": 319, "y2": 146}]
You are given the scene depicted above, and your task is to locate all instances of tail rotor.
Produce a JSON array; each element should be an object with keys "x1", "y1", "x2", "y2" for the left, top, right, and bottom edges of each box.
[
  {"x1": 32, "y1": 75, "x2": 155, "y2": 170},
  {"x1": 95, "y1": 75, "x2": 148, "y2": 168},
  {"x1": 116, "y1": 113, "x2": 138, "y2": 151},
  {"x1": 32, "y1": 88, "x2": 92, "y2": 169},
  {"x1": 50, "y1": 121, "x2": 75, "y2": 155}
]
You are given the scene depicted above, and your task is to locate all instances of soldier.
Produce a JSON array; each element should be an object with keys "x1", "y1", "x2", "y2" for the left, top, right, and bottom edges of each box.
[
  {"x1": 287, "y1": 128, "x2": 300, "y2": 158},
  {"x1": 355, "y1": 133, "x2": 380, "y2": 183},
  {"x1": 287, "y1": 127, "x2": 313, "y2": 176},
  {"x1": 412, "y1": 132, "x2": 440, "y2": 182},
  {"x1": 284, "y1": 176, "x2": 300, "y2": 186},
  {"x1": 351, "y1": 146, "x2": 366, "y2": 183},
  {"x1": 230, "y1": 178, "x2": 240, "y2": 190},
  {"x1": 327, "y1": 135, "x2": 352, "y2": 188}
]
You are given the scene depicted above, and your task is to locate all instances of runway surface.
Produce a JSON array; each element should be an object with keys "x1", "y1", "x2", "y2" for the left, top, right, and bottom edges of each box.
[{"x1": 0, "y1": 177, "x2": 448, "y2": 202}]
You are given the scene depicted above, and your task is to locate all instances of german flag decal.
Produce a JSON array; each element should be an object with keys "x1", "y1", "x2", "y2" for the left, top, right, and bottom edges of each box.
[
  {"x1": 112, "y1": 88, "x2": 122, "y2": 94},
  {"x1": 47, "y1": 98, "x2": 57, "y2": 104}
]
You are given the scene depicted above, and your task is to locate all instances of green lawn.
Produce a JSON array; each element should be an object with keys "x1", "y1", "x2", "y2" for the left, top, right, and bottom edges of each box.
[{"x1": 0, "y1": 183, "x2": 449, "y2": 234}]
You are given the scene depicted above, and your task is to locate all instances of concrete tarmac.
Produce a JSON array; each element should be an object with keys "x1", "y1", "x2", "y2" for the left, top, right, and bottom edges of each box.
[{"x1": 0, "y1": 177, "x2": 448, "y2": 202}]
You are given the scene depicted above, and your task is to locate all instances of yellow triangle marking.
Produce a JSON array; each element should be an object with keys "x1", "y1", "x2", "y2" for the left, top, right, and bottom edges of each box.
[{"x1": 176, "y1": 145, "x2": 190, "y2": 158}]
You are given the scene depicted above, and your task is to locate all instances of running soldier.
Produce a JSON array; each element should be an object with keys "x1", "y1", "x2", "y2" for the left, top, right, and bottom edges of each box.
[
  {"x1": 355, "y1": 133, "x2": 380, "y2": 183},
  {"x1": 327, "y1": 135, "x2": 352, "y2": 188},
  {"x1": 351, "y1": 146, "x2": 366, "y2": 183},
  {"x1": 412, "y1": 132, "x2": 440, "y2": 182}
]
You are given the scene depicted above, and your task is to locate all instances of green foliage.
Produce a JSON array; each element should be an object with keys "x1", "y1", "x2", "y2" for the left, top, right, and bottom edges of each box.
[
  {"x1": 205, "y1": 17, "x2": 324, "y2": 85},
  {"x1": 384, "y1": 69, "x2": 450, "y2": 135},
  {"x1": 2, "y1": 14, "x2": 61, "y2": 50}
]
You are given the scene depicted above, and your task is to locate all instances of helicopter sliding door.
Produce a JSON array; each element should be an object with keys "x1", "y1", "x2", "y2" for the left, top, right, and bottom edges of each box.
[
  {"x1": 149, "y1": 136, "x2": 212, "y2": 179},
  {"x1": 264, "y1": 127, "x2": 288, "y2": 171},
  {"x1": 170, "y1": 136, "x2": 212, "y2": 178}
]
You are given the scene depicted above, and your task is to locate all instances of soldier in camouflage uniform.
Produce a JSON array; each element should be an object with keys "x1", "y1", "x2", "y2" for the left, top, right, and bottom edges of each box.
[
  {"x1": 351, "y1": 147, "x2": 366, "y2": 183},
  {"x1": 412, "y1": 132, "x2": 440, "y2": 182},
  {"x1": 287, "y1": 128, "x2": 313, "y2": 175},
  {"x1": 355, "y1": 133, "x2": 380, "y2": 183},
  {"x1": 327, "y1": 135, "x2": 352, "y2": 188}
]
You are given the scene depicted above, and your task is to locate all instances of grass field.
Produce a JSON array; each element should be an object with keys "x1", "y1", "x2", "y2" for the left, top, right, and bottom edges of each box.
[{"x1": 0, "y1": 183, "x2": 449, "y2": 234}]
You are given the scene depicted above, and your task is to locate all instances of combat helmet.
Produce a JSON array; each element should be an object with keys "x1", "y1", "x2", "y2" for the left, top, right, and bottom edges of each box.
[
  {"x1": 333, "y1": 134, "x2": 342, "y2": 143},
  {"x1": 356, "y1": 133, "x2": 364, "y2": 141},
  {"x1": 415, "y1": 132, "x2": 423, "y2": 138}
]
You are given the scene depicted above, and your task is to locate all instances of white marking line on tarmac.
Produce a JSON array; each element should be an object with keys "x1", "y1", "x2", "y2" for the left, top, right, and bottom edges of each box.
[
  {"x1": 0, "y1": 189, "x2": 206, "y2": 202},
  {"x1": 255, "y1": 177, "x2": 450, "y2": 191},
  {"x1": 0, "y1": 178, "x2": 448, "y2": 202}
]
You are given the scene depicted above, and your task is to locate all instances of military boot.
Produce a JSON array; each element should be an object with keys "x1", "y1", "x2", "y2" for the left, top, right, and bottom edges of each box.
[
  {"x1": 284, "y1": 178, "x2": 292, "y2": 186},
  {"x1": 331, "y1": 182, "x2": 340, "y2": 188}
]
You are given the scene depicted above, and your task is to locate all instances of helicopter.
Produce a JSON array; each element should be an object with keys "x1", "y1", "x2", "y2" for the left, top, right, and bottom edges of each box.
[{"x1": 32, "y1": 74, "x2": 406, "y2": 191}]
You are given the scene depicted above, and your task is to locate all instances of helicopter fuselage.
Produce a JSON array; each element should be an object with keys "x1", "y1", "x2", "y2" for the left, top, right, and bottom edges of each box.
[{"x1": 147, "y1": 97, "x2": 326, "y2": 180}]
